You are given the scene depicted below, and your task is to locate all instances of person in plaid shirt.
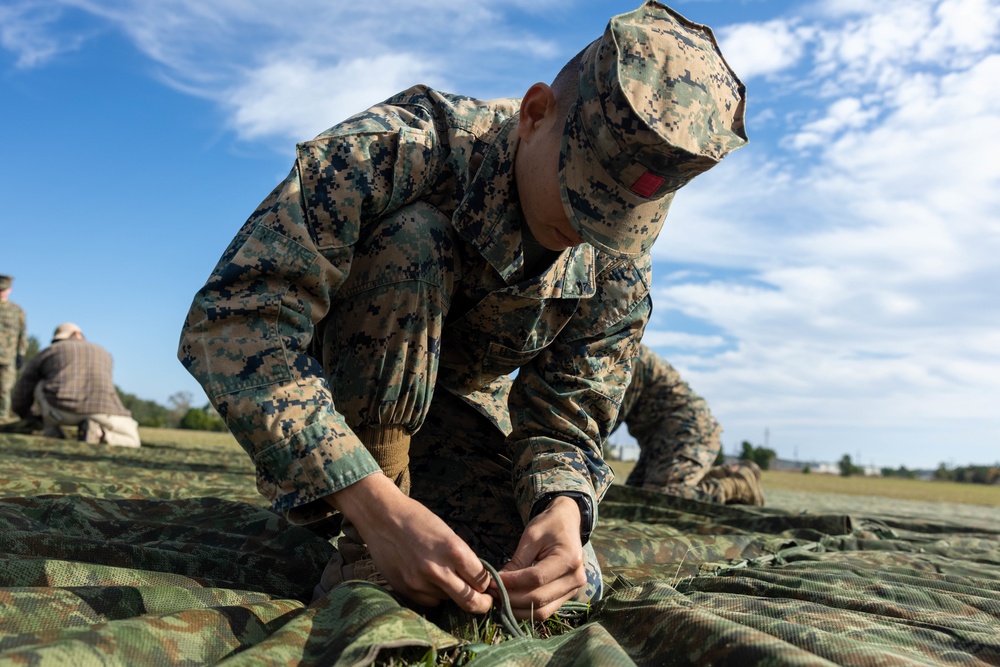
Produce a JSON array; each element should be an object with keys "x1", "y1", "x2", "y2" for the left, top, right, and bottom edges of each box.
[{"x1": 12, "y1": 322, "x2": 140, "y2": 448}]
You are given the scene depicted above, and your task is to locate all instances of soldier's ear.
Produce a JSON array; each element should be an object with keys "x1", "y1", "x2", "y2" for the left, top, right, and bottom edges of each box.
[{"x1": 517, "y1": 83, "x2": 558, "y2": 143}]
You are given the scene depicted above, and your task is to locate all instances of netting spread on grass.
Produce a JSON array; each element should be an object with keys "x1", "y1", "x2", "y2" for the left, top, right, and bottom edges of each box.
[{"x1": 0, "y1": 433, "x2": 998, "y2": 666}]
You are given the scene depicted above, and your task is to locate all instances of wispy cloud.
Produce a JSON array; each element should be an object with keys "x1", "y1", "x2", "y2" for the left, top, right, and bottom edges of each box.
[
  {"x1": 0, "y1": 1, "x2": 92, "y2": 68},
  {"x1": 0, "y1": 0, "x2": 559, "y2": 143},
  {"x1": 3, "y1": 0, "x2": 563, "y2": 143}
]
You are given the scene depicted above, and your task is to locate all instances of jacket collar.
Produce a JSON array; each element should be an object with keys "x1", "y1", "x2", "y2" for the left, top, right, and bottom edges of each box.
[{"x1": 452, "y1": 117, "x2": 596, "y2": 299}]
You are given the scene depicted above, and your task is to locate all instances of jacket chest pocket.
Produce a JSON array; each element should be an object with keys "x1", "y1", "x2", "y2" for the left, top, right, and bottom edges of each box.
[{"x1": 440, "y1": 295, "x2": 579, "y2": 391}]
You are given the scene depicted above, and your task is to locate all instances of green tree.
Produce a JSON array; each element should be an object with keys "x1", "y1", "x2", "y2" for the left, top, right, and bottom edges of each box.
[
  {"x1": 739, "y1": 440, "x2": 776, "y2": 470},
  {"x1": 881, "y1": 465, "x2": 916, "y2": 479},
  {"x1": 168, "y1": 391, "x2": 194, "y2": 427},
  {"x1": 117, "y1": 387, "x2": 172, "y2": 427},
  {"x1": 839, "y1": 454, "x2": 864, "y2": 477},
  {"x1": 754, "y1": 447, "x2": 777, "y2": 470},
  {"x1": 934, "y1": 462, "x2": 954, "y2": 481},
  {"x1": 24, "y1": 335, "x2": 40, "y2": 364},
  {"x1": 179, "y1": 404, "x2": 227, "y2": 432},
  {"x1": 952, "y1": 465, "x2": 999, "y2": 485},
  {"x1": 15, "y1": 336, "x2": 41, "y2": 381}
]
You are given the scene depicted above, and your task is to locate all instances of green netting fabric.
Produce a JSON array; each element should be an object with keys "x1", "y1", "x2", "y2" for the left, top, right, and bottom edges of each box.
[{"x1": 0, "y1": 433, "x2": 998, "y2": 666}]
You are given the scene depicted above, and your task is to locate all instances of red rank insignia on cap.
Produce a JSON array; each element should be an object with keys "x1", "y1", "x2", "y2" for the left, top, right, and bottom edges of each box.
[{"x1": 630, "y1": 171, "x2": 665, "y2": 198}]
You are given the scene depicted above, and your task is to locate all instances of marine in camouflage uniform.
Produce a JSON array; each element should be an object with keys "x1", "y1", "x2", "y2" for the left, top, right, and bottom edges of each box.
[
  {"x1": 0, "y1": 275, "x2": 28, "y2": 421},
  {"x1": 615, "y1": 344, "x2": 764, "y2": 505},
  {"x1": 179, "y1": 1, "x2": 747, "y2": 620}
]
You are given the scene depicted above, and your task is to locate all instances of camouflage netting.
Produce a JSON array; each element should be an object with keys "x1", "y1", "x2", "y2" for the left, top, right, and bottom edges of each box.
[{"x1": 0, "y1": 432, "x2": 998, "y2": 666}]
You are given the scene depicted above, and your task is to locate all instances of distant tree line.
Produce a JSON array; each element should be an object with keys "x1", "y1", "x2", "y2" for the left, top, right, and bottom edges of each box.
[
  {"x1": 116, "y1": 389, "x2": 227, "y2": 432},
  {"x1": 880, "y1": 465, "x2": 918, "y2": 479},
  {"x1": 842, "y1": 457, "x2": 998, "y2": 485},
  {"x1": 933, "y1": 462, "x2": 1000, "y2": 486}
]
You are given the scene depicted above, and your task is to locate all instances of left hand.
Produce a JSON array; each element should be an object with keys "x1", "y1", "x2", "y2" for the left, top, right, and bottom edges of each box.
[{"x1": 496, "y1": 495, "x2": 588, "y2": 620}]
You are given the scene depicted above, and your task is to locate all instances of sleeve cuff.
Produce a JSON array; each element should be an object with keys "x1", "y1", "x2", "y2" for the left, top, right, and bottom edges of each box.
[{"x1": 254, "y1": 419, "x2": 382, "y2": 522}]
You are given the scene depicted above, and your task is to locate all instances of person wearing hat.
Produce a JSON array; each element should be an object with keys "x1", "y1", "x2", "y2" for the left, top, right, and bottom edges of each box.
[
  {"x1": 616, "y1": 344, "x2": 765, "y2": 506},
  {"x1": 11, "y1": 322, "x2": 141, "y2": 448},
  {"x1": 0, "y1": 275, "x2": 28, "y2": 421},
  {"x1": 179, "y1": 0, "x2": 746, "y2": 620}
]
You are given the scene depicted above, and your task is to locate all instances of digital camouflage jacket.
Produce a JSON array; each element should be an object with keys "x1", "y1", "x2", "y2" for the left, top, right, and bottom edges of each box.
[
  {"x1": 0, "y1": 301, "x2": 27, "y2": 368},
  {"x1": 180, "y1": 86, "x2": 651, "y2": 525}
]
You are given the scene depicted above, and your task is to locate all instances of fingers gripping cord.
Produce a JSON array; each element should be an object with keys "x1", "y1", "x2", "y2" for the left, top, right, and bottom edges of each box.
[{"x1": 479, "y1": 558, "x2": 525, "y2": 638}]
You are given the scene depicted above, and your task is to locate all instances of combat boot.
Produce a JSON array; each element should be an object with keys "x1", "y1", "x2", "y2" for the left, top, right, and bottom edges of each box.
[
  {"x1": 78, "y1": 419, "x2": 103, "y2": 444},
  {"x1": 716, "y1": 462, "x2": 765, "y2": 506},
  {"x1": 707, "y1": 460, "x2": 762, "y2": 479}
]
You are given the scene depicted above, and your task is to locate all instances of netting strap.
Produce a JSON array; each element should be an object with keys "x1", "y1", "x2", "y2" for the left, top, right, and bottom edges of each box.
[{"x1": 480, "y1": 557, "x2": 525, "y2": 638}]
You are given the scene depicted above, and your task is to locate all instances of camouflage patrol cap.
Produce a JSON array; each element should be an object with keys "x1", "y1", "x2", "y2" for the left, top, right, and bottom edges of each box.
[
  {"x1": 0, "y1": 275, "x2": 12, "y2": 291},
  {"x1": 561, "y1": 0, "x2": 748, "y2": 259}
]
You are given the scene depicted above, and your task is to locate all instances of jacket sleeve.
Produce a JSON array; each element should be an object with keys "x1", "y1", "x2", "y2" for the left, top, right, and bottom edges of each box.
[
  {"x1": 507, "y1": 256, "x2": 651, "y2": 526},
  {"x1": 621, "y1": 344, "x2": 722, "y2": 480},
  {"x1": 178, "y1": 89, "x2": 444, "y2": 520}
]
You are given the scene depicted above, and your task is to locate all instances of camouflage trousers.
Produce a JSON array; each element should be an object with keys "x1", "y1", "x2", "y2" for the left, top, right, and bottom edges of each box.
[
  {"x1": 315, "y1": 200, "x2": 601, "y2": 601},
  {"x1": 0, "y1": 363, "x2": 13, "y2": 419}
]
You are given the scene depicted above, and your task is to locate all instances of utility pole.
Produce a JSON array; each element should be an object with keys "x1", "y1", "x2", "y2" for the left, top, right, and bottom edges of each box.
[{"x1": 764, "y1": 427, "x2": 769, "y2": 449}]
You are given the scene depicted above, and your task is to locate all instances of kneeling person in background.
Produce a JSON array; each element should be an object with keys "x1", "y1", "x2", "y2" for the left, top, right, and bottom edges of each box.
[
  {"x1": 12, "y1": 322, "x2": 141, "y2": 448},
  {"x1": 615, "y1": 344, "x2": 764, "y2": 505}
]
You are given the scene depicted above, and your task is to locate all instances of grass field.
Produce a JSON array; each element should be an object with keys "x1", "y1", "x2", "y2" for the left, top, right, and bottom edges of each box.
[
  {"x1": 608, "y1": 459, "x2": 1000, "y2": 506},
  {"x1": 128, "y1": 430, "x2": 1000, "y2": 512},
  {"x1": 131, "y1": 430, "x2": 999, "y2": 509}
]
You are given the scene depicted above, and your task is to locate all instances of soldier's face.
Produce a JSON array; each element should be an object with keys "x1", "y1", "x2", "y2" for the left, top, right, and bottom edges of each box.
[{"x1": 516, "y1": 84, "x2": 585, "y2": 252}]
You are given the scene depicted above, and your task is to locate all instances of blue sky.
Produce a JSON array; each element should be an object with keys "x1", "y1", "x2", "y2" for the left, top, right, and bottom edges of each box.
[{"x1": 2, "y1": 0, "x2": 998, "y2": 470}]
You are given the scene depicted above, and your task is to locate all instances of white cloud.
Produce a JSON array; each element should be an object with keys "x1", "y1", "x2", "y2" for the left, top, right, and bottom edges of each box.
[
  {"x1": 791, "y1": 97, "x2": 879, "y2": 148},
  {"x1": 639, "y1": 329, "x2": 727, "y2": 350},
  {"x1": 0, "y1": 1, "x2": 90, "y2": 68},
  {"x1": 224, "y1": 55, "x2": 445, "y2": 142},
  {"x1": 717, "y1": 19, "x2": 812, "y2": 80}
]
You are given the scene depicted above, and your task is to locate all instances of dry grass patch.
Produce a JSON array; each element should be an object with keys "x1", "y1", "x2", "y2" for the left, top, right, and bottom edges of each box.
[{"x1": 763, "y1": 470, "x2": 1000, "y2": 506}]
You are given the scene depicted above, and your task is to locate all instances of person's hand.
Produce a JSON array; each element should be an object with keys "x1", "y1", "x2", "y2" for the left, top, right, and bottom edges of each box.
[
  {"x1": 328, "y1": 473, "x2": 493, "y2": 613},
  {"x1": 497, "y1": 495, "x2": 587, "y2": 620}
]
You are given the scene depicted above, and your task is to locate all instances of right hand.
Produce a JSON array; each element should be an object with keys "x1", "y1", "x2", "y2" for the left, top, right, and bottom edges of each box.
[{"x1": 328, "y1": 473, "x2": 493, "y2": 613}]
